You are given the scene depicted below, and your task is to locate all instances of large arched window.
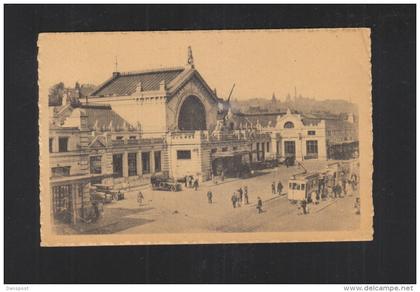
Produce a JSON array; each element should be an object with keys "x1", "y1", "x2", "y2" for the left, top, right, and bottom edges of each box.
[
  {"x1": 178, "y1": 95, "x2": 207, "y2": 130},
  {"x1": 284, "y1": 121, "x2": 294, "y2": 129}
]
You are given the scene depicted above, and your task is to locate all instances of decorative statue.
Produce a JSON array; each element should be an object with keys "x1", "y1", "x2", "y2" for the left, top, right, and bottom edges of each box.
[{"x1": 187, "y1": 46, "x2": 194, "y2": 68}]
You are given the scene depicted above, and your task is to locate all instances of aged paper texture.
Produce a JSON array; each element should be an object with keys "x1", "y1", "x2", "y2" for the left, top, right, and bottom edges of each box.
[{"x1": 39, "y1": 29, "x2": 373, "y2": 246}]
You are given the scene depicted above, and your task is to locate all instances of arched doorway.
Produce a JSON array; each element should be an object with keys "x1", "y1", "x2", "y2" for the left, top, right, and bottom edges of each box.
[{"x1": 178, "y1": 95, "x2": 206, "y2": 130}]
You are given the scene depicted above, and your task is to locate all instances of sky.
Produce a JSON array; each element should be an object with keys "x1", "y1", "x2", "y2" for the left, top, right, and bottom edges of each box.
[{"x1": 38, "y1": 29, "x2": 371, "y2": 102}]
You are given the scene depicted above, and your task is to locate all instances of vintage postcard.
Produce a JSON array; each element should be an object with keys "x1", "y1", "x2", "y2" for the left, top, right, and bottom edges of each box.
[{"x1": 39, "y1": 29, "x2": 373, "y2": 246}]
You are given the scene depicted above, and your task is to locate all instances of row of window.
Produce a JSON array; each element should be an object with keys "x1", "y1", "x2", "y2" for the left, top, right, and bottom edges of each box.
[
  {"x1": 284, "y1": 140, "x2": 318, "y2": 155},
  {"x1": 256, "y1": 142, "x2": 270, "y2": 153},
  {"x1": 91, "y1": 151, "x2": 161, "y2": 177}
]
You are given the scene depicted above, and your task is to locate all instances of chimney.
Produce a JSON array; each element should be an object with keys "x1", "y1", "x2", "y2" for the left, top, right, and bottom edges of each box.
[{"x1": 159, "y1": 80, "x2": 166, "y2": 91}]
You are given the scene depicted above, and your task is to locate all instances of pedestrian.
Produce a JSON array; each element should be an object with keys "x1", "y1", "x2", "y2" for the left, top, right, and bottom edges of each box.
[
  {"x1": 271, "y1": 182, "x2": 276, "y2": 195},
  {"x1": 137, "y1": 191, "x2": 144, "y2": 207},
  {"x1": 207, "y1": 190, "x2": 213, "y2": 204},
  {"x1": 333, "y1": 183, "x2": 343, "y2": 198},
  {"x1": 194, "y1": 179, "x2": 199, "y2": 191},
  {"x1": 231, "y1": 193, "x2": 237, "y2": 208},
  {"x1": 238, "y1": 187, "x2": 243, "y2": 203},
  {"x1": 256, "y1": 197, "x2": 263, "y2": 214},
  {"x1": 312, "y1": 190, "x2": 319, "y2": 205},
  {"x1": 277, "y1": 181, "x2": 283, "y2": 195},
  {"x1": 92, "y1": 201, "x2": 100, "y2": 222},
  {"x1": 351, "y1": 173, "x2": 358, "y2": 193},
  {"x1": 300, "y1": 200, "x2": 308, "y2": 215},
  {"x1": 184, "y1": 176, "x2": 188, "y2": 187},
  {"x1": 354, "y1": 198, "x2": 360, "y2": 215},
  {"x1": 244, "y1": 186, "x2": 249, "y2": 204},
  {"x1": 337, "y1": 183, "x2": 342, "y2": 198},
  {"x1": 342, "y1": 178, "x2": 347, "y2": 195},
  {"x1": 221, "y1": 170, "x2": 225, "y2": 181}
]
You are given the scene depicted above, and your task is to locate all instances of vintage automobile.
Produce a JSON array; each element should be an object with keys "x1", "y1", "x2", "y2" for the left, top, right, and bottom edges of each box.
[
  {"x1": 250, "y1": 159, "x2": 278, "y2": 170},
  {"x1": 151, "y1": 175, "x2": 182, "y2": 192},
  {"x1": 281, "y1": 156, "x2": 296, "y2": 167},
  {"x1": 91, "y1": 184, "x2": 125, "y2": 202}
]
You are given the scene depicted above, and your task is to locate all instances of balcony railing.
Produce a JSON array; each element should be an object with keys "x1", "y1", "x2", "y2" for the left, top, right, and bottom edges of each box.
[
  {"x1": 110, "y1": 138, "x2": 164, "y2": 147},
  {"x1": 111, "y1": 139, "x2": 125, "y2": 146},
  {"x1": 127, "y1": 139, "x2": 139, "y2": 145}
]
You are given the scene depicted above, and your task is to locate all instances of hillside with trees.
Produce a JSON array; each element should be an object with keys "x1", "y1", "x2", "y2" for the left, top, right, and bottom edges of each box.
[
  {"x1": 48, "y1": 82, "x2": 97, "y2": 106},
  {"x1": 230, "y1": 94, "x2": 358, "y2": 115}
]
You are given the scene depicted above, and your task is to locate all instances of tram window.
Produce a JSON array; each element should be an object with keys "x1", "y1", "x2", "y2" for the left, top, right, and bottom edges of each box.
[
  {"x1": 296, "y1": 184, "x2": 300, "y2": 190},
  {"x1": 301, "y1": 184, "x2": 305, "y2": 190},
  {"x1": 289, "y1": 183, "x2": 292, "y2": 189}
]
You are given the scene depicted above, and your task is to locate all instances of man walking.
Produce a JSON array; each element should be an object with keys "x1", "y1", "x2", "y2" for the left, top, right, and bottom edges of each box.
[
  {"x1": 341, "y1": 178, "x2": 347, "y2": 195},
  {"x1": 277, "y1": 181, "x2": 283, "y2": 195},
  {"x1": 137, "y1": 191, "x2": 144, "y2": 207},
  {"x1": 194, "y1": 179, "x2": 199, "y2": 191},
  {"x1": 231, "y1": 192, "x2": 237, "y2": 208},
  {"x1": 300, "y1": 200, "x2": 308, "y2": 215},
  {"x1": 244, "y1": 186, "x2": 249, "y2": 204},
  {"x1": 238, "y1": 187, "x2": 243, "y2": 203},
  {"x1": 207, "y1": 190, "x2": 213, "y2": 204},
  {"x1": 271, "y1": 182, "x2": 276, "y2": 195},
  {"x1": 256, "y1": 197, "x2": 263, "y2": 214}
]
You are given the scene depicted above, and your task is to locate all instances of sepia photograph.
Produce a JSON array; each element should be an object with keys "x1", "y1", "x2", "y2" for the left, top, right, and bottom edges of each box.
[
  {"x1": 5, "y1": 3, "x2": 416, "y2": 286},
  {"x1": 38, "y1": 29, "x2": 373, "y2": 246}
]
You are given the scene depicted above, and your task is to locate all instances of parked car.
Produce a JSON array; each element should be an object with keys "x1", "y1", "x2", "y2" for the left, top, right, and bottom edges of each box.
[
  {"x1": 151, "y1": 175, "x2": 182, "y2": 192},
  {"x1": 90, "y1": 190, "x2": 113, "y2": 204},
  {"x1": 251, "y1": 159, "x2": 278, "y2": 170},
  {"x1": 92, "y1": 184, "x2": 124, "y2": 202}
]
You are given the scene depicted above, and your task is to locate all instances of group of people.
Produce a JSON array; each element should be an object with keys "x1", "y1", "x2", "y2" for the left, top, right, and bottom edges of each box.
[
  {"x1": 230, "y1": 186, "x2": 249, "y2": 208},
  {"x1": 185, "y1": 175, "x2": 199, "y2": 191},
  {"x1": 271, "y1": 181, "x2": 283, "y2": 196},
  {"x1": 298, "y1": 171, "x2": 360, "y2": 215},
  {"x1": 207, "y1": 186, "x2": 264, "y2": 214},
  {"x1": 331, "y1": 171, "x2": 358, "y2": 198}
]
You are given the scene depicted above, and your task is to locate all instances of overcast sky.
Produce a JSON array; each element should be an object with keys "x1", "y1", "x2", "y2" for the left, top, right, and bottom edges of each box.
[{"x1": 39, "y1": 29, "x2": 371, "y2": 102}]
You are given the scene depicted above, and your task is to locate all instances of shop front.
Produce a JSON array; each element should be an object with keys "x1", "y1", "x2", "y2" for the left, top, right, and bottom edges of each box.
[{"x1": 211, "y1": 150, "x2": 250, "y2": 178}]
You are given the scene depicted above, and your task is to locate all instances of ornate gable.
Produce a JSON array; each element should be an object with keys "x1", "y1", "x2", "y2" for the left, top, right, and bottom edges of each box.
[
  {"x1": 166, "y1": 71, "x2": 219, "y2": 131},
  {"x1": 88, "y1": 135, "x2": 107, "y2": 149}
]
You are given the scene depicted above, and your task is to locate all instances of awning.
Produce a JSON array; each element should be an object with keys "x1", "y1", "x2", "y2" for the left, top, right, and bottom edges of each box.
[{"x1": 50, "y1": 173, "x2": 113, "y2": 187}]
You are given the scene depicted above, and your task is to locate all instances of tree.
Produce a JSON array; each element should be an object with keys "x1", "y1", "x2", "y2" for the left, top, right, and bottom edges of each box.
[
  {"x1": 79, "y1": 84, "x2": 96, "y2": 97},
  {"x1": 48, "y1": 82, "x2": 65, "y2": 106}
]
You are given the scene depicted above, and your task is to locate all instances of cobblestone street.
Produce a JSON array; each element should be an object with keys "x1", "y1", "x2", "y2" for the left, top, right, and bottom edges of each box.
[{"x1": 57, "y1": 160, "x2": 360, "y2": 234}]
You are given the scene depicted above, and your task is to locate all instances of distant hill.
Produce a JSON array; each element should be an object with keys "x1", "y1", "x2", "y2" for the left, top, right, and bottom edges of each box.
[{"x1": 230, "y1": 96, "x2": 358, "y2": 115}]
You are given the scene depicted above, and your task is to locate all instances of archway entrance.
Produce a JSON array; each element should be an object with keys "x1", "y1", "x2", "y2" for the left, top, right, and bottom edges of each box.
[{"x1": 178, "y1": 95, "x2": 206, "y2": 130}]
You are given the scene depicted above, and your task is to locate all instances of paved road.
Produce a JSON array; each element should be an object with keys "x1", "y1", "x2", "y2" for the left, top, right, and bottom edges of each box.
[{"x1": 57, "y1": 160, "x2": 360, "y2": 234}]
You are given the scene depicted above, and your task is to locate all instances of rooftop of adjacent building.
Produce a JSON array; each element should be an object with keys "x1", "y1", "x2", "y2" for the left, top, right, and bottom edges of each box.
[
  {"x1": 233, "y1": 109, "x2": 357, "y2": 128},
  {"x1": 51, "y1": 102, "x2": 136, "y2": 132}
]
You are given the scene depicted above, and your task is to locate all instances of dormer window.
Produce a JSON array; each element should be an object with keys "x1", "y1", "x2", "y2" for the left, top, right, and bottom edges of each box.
[{"x1": 284, "y1": 121, "x2": 294, "y2": 129}]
